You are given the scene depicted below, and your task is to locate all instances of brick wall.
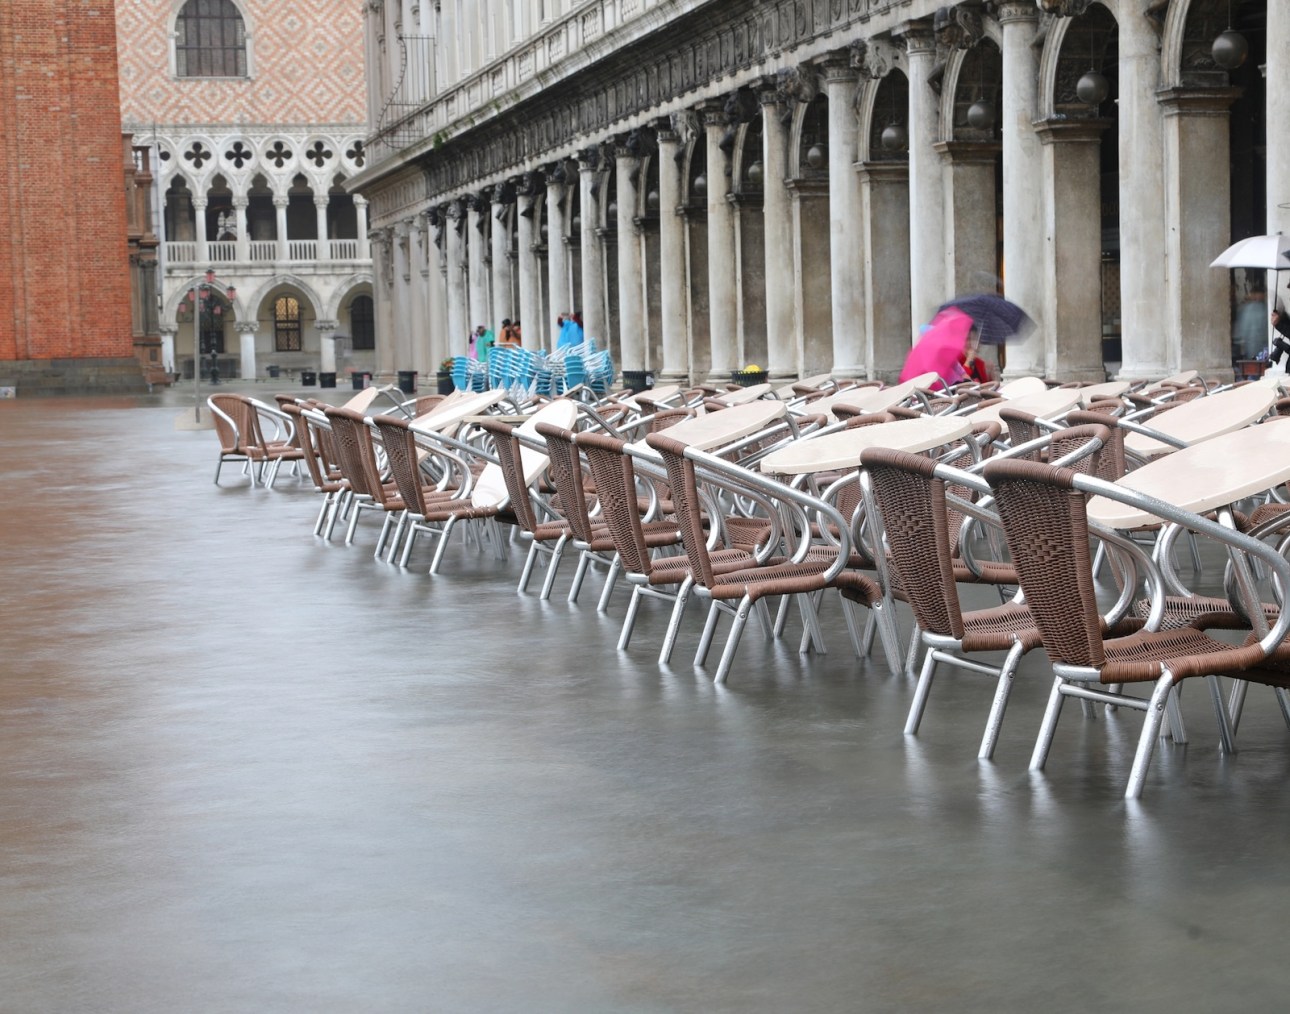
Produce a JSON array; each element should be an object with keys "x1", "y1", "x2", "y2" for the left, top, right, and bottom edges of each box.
[{"x1": 0, "y1": 0, "x2": 134, "y2": 363}]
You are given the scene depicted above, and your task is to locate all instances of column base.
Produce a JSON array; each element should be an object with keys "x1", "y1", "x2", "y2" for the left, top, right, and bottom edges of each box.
[
  {"x1": 1049, "y1": 366, "x2": 1108, "y2": 384},
  {"x1": 831, "y1": 364, "x2": 868, "y2": 381}
]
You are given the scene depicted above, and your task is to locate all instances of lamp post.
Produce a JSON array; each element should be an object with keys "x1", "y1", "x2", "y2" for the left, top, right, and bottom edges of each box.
[{"x1": 183, "y1": 269, "x2": 236, "y2": 421}]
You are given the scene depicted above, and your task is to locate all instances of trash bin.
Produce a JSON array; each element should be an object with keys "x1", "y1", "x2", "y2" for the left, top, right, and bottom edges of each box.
[
  {"x1": 437, "y1": 371, "x2": 455, "y2": 395},
  {"x1": 319, "y1": 372, "x2": 337, "y2": 388},
  {"x1": 266, "y1": 364, "x2": 281, "y2": 379},
  {"x1": 397, "y1": 370, "x2": 418, "y2": 394},
  {"x1": 622, "y1": 370, "x2": 654, "y2": 394},
  {"x1": 351, "y1": 370, "x2": 372, "y2": 390},
  {"x1": 730, "y1": 369, "x2": 769, "y2": 388},
  {"x1": 301, "y1": 370, "x2": 317, "y2": 387}
]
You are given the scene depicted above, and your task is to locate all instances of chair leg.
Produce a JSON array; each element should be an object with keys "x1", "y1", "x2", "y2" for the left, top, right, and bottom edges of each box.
[
  {"x1": 568, "y1": 550, "x2": 593, "y2": 603},
  {"x1": 1125, "y1": 676, "x2": 1175, "y2": 800},
  {"x1": 214, "y1": 457, "x2": 224, "y2": 485},
  {"x1": 399, "y1": 522, "x2": 421, "y2": 567},
  {"x1": 385, "y1": 511, "x2": 410, "y2": 563},
  {"x1": 345, "y1": 501, "x2": 363, "y2": 544},
  {"x1": 904, "y1": 621, "x2": 923, "y2": 678},
  {"x1": 518, "y1": 540, "x2": 541, "y2": 593},
  {"x1": 429, "y1": 516, "x2": 458, "y2": 575},
  {"x1": 313, "y1": 495, "x2": 331, "y2": 536},
  {"x1": 539, "y1": 535, "x2": 569, "y2": 601},
  {"x1": 374, "y1": 511, "x2": 397, "y2": 560},
  {"x1": 1207, "y1": 675, "x2": 1237, "y2": 755},
  {"x1": 904, "y1": 646, "x2": 939, "y2": 735},
  {"x1": 695, "y1": 600, "x2": 723, "y2": 667},
  {"x1": 1029, "y1": 678, "x2": 1069, "y2": 772},
  {"x1": 978, "y1": 641, "x2": 1025, "y2": 760},
  {"x1": 597, "y1": 557, "x2": 621, "y2": 613},
  {"x1": 713, "y1": 595, "x2": 753, "y2": 685},
  {"x1": 797, "y1": 593, "x2": 827, "y2": 655},
  {"x1": 617, "y1": 587, "x2": 644, "y2": 650},
  {"x1": 773, "y1": 595, "x2": 791, "y2": 638},
  {"x1": 874, "y1": 602, "x2": 904, "y2": 675},
  {"x1": 840, "y1": 596, "x2": 864, "y2": 657},
  {"x1": 659, "y1": 577, "x2": 693, "y2": 666}
]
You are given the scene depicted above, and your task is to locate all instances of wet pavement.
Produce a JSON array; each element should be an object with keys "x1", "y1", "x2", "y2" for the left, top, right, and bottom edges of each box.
[{"x1": 2, "y1": 386, "x2": 1290, "y2": 1012}]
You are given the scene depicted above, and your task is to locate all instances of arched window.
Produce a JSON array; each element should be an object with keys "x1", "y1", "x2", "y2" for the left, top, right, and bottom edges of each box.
[
  {"x1": 350, "y1": 295, "x2": 375, "y2": 350},
  {"x1": 274, "y1": 296, "x2": 302, "y2": 352},
  {"x1": 176, "y1": 0, "x2": 247, "y2": 79}
]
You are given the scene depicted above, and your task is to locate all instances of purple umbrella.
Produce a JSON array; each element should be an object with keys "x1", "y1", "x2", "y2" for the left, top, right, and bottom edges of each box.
[{"x1": 937, "y1": 294, "x2": 1035, "y2": 346}]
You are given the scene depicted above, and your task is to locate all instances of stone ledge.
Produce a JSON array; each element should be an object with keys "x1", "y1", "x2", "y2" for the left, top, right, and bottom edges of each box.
[{"x1": 1, "y1": 358, "x2": 149, "y2": 396}]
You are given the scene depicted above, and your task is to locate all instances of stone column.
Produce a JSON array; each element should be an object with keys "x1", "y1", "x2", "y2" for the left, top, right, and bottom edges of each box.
[
  {"x1": 274, "y1": 196, "x2": 289, "y2": 261},
  {"x1": 314, "y1": 196, "x2": 331, "y2": 262},
  {"x1": 998, "y1": 1, "x2": 1046, "y2": 377},
  {"x1": 1269, "y1": 2, "x2": 1290, "y2": 243},
  {"x1": 615, "y1": 144, "x2": 645, "y2": 370},
  {"x1": 234, "y1": 320, "x2": 258, "y2": 381},
  {"x1": 392, "y1": 220, "x2": 414, "y2": 372},
  {"x1": 1116, "y1": 3, "x2": 1169, "y2": 379},
  {"x1": 444, "y1": 203, "x2": 469, "y2": 355},
  {"x1": 545, "y1": 170, "x2": 569, "y2": 348},
  {"x1": 577, "y1": 150, "x2": 607, "y2": 343},
  {"x1": 232, "y1": 196, "x2": 249, "y2": 263},
  {"x1": 759, "y1": 90, "x2": 797, "y2": 380},
  {"x1": 1160, "y1": 88, "x2": 1241, "y2": 379},
  {"x1": 355, "y1": 196, "x2": 371, "y2": 260},
  {"x1": 515, "y1": 178, "x2": 542, "y2": 351},
  {"x1": 821, "y1": 59, "x2": 866, "y2": 379},
  {"x1": 193, "y1": 196, "x2": 209, "y2": 263},
  {"x1": 898, "y1": 21, "x2": 945, "y2": 334},
  {"x1": 372, "y1": 229, "x2": 396, "y2": 376},
  {"x1": 409, "y1": 217, "x2": 430, "y2": 375},
  {"x1": 426, "y1": 208, "x2": 451, "y2": 369},
  {"x1": 656, "y1": 125, "x2": 689, "y2": 383},
  {"x1": 490, "y1": 185, "x2": 515, "y2": 329},
  {"x1": 1036, "y1": 120, "x2": 1107, "y2": 382},
  {"x1": 859, "y1": 162, "x2": 912, "y2": 381},
  {"x1": 934, "y1": 142, "x2": 1000, "y2": 298},
  {"x1": 701, "y1": 102, "x2": 739, "y2": 379},
  {"x1": 316, "y1": 318, "x2": 339, "y2": 374},
  {"x1": 466, "y1": 194, "x2": 489, "y2": 333}
]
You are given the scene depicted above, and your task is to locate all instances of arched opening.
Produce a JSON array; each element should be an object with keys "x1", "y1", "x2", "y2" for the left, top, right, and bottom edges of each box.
[
  {"x1": 176, "y1": 274, "x2": 235, "y2": 378},
  {"x1": 287, "y1": 174, "x2": 317, "y2": 256},
  {"x1": 206, "y1": 173, "x2": 235, "y2": 262}
]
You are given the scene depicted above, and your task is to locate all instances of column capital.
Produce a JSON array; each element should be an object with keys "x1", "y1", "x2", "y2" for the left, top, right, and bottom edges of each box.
[
  {"x1": 857, "y1": 161, "x2": 910, "y2": 184},
  {"x1": 231, "y1": 195, "x2": 249, "y2": 209},
  {"x1": 191, "y1": 195, "x2": 209, "y2": 209},
  {"x1": 695, "y1": 100, "x2": 727, "y2": 129},
  {"x1": 1033, "y1": 117, "x2": 1113, "y2": 145},
  {"x1": 815, "y1": 51, "x2": 860, "y2": 84},
  {"x1": 272, "y1": 196, "x2": 289, "y2": 209},
  {"x1": 352, "y1": 194, "x2": 368, "y2": 208},
  {"x1": 932, "y1": 139, "x2": 1003, "y2": 164},
  {"x1": 233, "y1": 321, "x2": 259, "y2": 334},
  {"x1": 1033, "y1": 1, "x2": 1095, "y2": 17},
  {"x1": 314, "y1": 195, "x2": 330, "y2": 209},
  {"x1": 315, "y1": 319, "x2": 339, "y2": 333},
  {"x1": 1156, "y1": 85, "x2": 1243, "y2": 117},
  {"x1": 995, "y1": 1, "x2": 1041, "y2": 26},
  {"x1": 158, "y1": 323, "x2": 179, "y2": 336},
  {"x1": 894, "y1": 20, "x2": 937, "y2": 56}
]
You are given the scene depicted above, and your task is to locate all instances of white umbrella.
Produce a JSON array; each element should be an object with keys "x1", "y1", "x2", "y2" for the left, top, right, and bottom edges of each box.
[
  {"x1": 1212, "y1": 234, "x2": 1290, "y2": 368},
  {"x1": 1210, "y1": 233, "x2": 1290, "y2": 269}
]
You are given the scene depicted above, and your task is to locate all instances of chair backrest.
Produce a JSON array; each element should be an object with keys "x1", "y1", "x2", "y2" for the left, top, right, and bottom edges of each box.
[
  {"x1": 1065, "y1": 410, "x2": 1125, "y2": 480},
  {"x1": 536, "y1": 422, "x2": 599, "y2": 544},
  {"x1": 579, "y1": 431, "x2": 658, "y2": 577},
  {"x1": 477, "y1": 419, "x2": 540, "y2": 532},
  {"x1": 648, "y1": 407, "x2": 696, "y2": 433},
  {"x1": 323, "y1": 405, "x2": 385, "y2": 502},
  {"x1": 371, "y1": 414, "x2": 434, "y2": 516},
  {"x1": 281, "y1": 402, "x2": 329, "y2": 491},
  {"x1": 209, "y1": 393, "x2": 260, "y2": 453},
  {"x1": 860, "y1": 448, "x2": 965, "y2": 639},
  {"x1": 645, "y1": 432, "x2": 717, "y2": 588},
  {"x1": 998, "y1": 407, "x2": 1043, "y2": 459},
  {"x1": 983, "y1": 458, "x2": 1106, "y2": 667}
]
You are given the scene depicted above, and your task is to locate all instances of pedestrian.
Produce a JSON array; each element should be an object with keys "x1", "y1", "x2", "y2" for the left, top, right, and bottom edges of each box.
[{"x1": 1234, "y1": 285, "x2": 1268, "y2": 360}]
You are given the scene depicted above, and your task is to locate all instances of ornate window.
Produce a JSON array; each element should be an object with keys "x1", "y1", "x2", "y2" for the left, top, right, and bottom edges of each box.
[
  {"x1": 175, "y1": 0, "x2": 247, "y2": 78},
  {"x1": 274, "y1": 296, "x2": 302, "y2": 352},
  {"x1": 350, "y1": 296, "x2": 375, "y2": 351}
]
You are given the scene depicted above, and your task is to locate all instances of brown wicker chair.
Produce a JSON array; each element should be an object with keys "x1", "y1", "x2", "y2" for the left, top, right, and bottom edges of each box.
[
  {"x1": 984, "y1": 456, "x2": 1290, "y2": 798},
  {"x1": 646, "y1": 431, "x2": 899, "y2": 684},
  {"x1": 208, "y1": 393, "x2": 304, "y2": 487},
  {"x1": 324, "y1": 405, "x2": 407, "y2": 558},
  {"x1": 282, "y1": 402, "x2": 347, "y2": 537}
]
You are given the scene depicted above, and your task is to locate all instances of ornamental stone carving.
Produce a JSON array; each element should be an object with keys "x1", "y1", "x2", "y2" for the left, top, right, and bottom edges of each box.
[
  {"x1": 1036, "y1": 0, "x2": 1094, "y2": 16},
  {"x1": 775, "y1": 65, "x2": 820, "y2": 107},
  {"x1": 933, "y1": 6, "x2": 984, "y2": 50},
  {"x1": 852, "y1": 38, "x2": 901, "y2": 80}
]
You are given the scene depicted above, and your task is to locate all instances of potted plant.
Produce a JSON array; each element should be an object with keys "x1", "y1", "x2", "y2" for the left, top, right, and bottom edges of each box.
[{"x1": 437, "y1": 357, "x2": 456, "y2": 394}]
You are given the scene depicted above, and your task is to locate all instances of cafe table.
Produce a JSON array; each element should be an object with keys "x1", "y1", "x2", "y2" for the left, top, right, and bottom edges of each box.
[
  {"x1": 759, "y1": 416, "x2": 972, "y2": 475},
  {"x1": 1088, "y1": 421, "x2": 1290, "y2": 530},
  {"x1": 716, "y1": 382, "x2": 773, "y2": 405},
  {"x1": 627, "y1": 399, "x2": 788, "y2": 459},
  {"x1": 1122, "y1": 383, "x2": 1274, "y2": 457},
  {"x1": 998, "y1": 376, "x2": 1047, "y2": 399},
  {"x1": 968, "y1": 386, "x2": 1081, "y2": 425},
  {"x1": 1078, "y1": 380, "x2": 1130, "y2": 405},
  {"x1": 409, "y1": 389, "x2": 507, "y2": 434},
  {"x1": 805, "y1": 372, "x2": 939, "y2": 420},
  {"x1": 628, "y1": 383, "x2": 682, "y2": 408}
]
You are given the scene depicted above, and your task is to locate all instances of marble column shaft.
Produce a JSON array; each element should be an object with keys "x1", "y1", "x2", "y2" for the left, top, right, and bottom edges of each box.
[
  {"x1": 545, "y1": 178, "x2": 569, "y2": 348},
  {"x1": 760, "y1": 94, "x2": 797, "y2": 378},
  {"x1": 859, "y1": 163, "x2": 911, "y2": 381},
  {"x1": 616, "y1": 152, "x2": 645, "y2": 370},
  {"x1": 903, "y1": 27, "x2": 946, "y2": 334},
  {"x1": 822, "y1": 65, "x2": 865, "y2": 379},
  {"x1": 232, "y1": 197, "x2": 249, "y2": 262},
  {"x1": 578, "y1": 157, "x2": 606, "y2": 342},
  {"x1": 425, "y1": 213, "x2": 450, "y2": 369},
  {"x1": 444, "y1": 214, "x2": 468, "y2": 354},
  {"x1": 1268, "y1": 2, "x2": 1290, "y2": 305},
  {"x1": 466, "y1": 199, "x2": 489, "y2": 333},
  {"x1": 999, "y1": 1, "x2": 1046, "y2": 377},
  {"x1": 490, "y1": 195, "x2": 514, "y2": 329},
  {"x1": 273, "y1": 197, "x2": 289, "y2": 260},
  {"x1": 516, "y1": 193, "x2": 541, "y2": 350},
  {"x1": 703, "y1": 107, "x2": 739, "y2": 376},
  {"x1": 315, "y1": 198, "x2": 330, "y2": 262},
  {"x1": 355, "y1": 198, "x2": 370, "y2": 260},
  {"x1": 193, "y1": 196, "x2": 209, "y2": 262},
  {"x1": 656, "y1": 129, "x2": 689, "y2": 382}
]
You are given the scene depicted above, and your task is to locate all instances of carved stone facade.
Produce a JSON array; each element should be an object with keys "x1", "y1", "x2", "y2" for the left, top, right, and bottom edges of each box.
[{"x1": 351, "y1": 0, "x2": 1286, "y2": 384}]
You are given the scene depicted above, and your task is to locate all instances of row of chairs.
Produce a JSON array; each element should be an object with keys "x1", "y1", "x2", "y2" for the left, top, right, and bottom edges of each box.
[
  {"x1": 447, "y1": 340, "x2": 616, "y2": 398},
  {"x1": 212, "y1": 370, "x2": 1290, "y2": 800}
]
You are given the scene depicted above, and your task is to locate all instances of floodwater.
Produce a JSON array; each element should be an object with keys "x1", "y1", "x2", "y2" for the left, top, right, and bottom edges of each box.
[{"x1": 2, "y1": 388, "x2": 1289, "y2": 1012}]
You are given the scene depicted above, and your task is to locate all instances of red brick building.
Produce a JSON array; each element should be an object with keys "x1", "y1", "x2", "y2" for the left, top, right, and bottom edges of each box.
[{"x1": 0, "y1": 0, "x2": 143, "y2": 393}]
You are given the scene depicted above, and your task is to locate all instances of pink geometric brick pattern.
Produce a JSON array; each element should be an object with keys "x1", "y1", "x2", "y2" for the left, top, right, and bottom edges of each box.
[{"x1": 116, "y1": 0, "x2": 365, "y2": 127}]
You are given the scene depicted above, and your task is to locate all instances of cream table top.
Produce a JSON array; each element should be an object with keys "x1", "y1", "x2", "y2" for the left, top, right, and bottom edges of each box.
[
  {"x1": 629, "y1": 400, "x2": 788, "y2": 458},
  {"x1": 1078, "y1": 381, "x2": 1130, "y2": 405},
  {"x1": 408, "y1": 389, "x2": 507, "y2": 434},
  {"x1": 805, "y1": 373, "x2": 939, "y2": 420},
  {"x1": 629, "y1": 384, "x2": 682, "y2": 407},
  {"x1": 1122, "y1": 384, "x2": 1274, "y2": 456},
  {"x1": 968, "y1": 387, "x2": 1081, "y2": 425},
  {"x1": 716, "y1": 382, "x2": 773, "y2": 405},
  {"x1": 1088, "y1": 422, "x2": 1290, "y2": 529},
  {"x1": 759, "y1": 416, "x2": 972, "y2": 475},
  {"x1": 998, "y1": 376, "x2": 1047, "y2": 399}
]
